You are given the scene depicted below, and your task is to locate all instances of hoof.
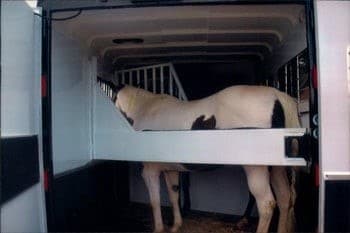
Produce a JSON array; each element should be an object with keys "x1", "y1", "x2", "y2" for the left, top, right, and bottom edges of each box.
[
  {"x1": 170, "y1": 224, "x2": 181, "y2": 233},
  {"x1": 235, "y1": 217, "x2": 249, "y2": 230},
  {"x1": 154, "y1": 226, "x2": 165, "y2": 233}
]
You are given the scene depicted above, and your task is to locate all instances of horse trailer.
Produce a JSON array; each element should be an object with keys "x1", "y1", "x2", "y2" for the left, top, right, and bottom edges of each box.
[{"x1": 1, "y1": 0, "x2": 349, "y2": 232}]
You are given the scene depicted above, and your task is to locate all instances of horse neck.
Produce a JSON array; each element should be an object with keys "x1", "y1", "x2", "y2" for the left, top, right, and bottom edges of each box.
[{"x1": 125, "y1": 88, "x2": 158, "y2": 115}]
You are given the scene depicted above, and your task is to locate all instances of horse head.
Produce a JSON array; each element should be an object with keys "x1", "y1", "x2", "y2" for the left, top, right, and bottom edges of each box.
[
  {"x1": 111, "y1": 84, "x2": 125, "y2": 103},
  {"x1": 112, "y1": 85, "x2": 147, "y2": 126}
]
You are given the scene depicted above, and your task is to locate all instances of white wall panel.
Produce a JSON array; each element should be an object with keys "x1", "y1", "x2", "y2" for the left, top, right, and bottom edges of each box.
[
  {"x1": 1, "y1": 185, "x2": 44, "y2": 233},
  {"x1": 51, "y1": 29, "x2": 92, "y2": 174},
  {"x1": 316, "y1": 1, "x2": 350, "y2": 173},
  {"x1": 1, "y1": 1, "x2": 36, "y2": 136},
  {"x1": 315, "y1": 1, "x2": 350, "y2": 230},
  {"x1": 1, "y1": 2, "x2": 46, "y2": 232}
]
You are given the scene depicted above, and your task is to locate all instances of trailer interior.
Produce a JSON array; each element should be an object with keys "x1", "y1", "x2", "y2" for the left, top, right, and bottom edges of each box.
[{"x1": 44, "y1": 1, "x2": 318, "y2": 232}]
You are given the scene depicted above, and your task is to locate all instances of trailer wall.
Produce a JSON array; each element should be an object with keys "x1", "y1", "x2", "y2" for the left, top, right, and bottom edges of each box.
[
  {"x1": 52, "y1": 29, "x2": 93, "y2": 174},
  {"x1": 1, "y1": 1, "x2": 46, "y2": 232}
]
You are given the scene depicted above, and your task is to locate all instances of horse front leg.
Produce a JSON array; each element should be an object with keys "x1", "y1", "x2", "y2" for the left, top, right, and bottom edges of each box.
[
  {"x1": 164, "y1": 171, "x2": 182, "y2": 232},
  {"x1": 142, "y1": 164, "x2": 164, "y2": 233},
  {"x1": 243, "y1": 166, "x2": 276, "y2": 233}
]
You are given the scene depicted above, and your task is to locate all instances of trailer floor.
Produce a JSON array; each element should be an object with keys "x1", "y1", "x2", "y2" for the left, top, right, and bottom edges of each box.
[{"x1": 87, "y1": 202, "x2": 258, "y2": 233}]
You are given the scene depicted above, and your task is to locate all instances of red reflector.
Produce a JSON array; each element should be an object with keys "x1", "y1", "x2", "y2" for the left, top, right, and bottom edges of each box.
[
  {"x1": 44, "y1": 170, "x2": 49, "y2": 191},
  {"x1": 41, "y1": 75, "x2": 47, "y2": 97},
  {"x1": 312, "y1": 66, "x2": 318, "y2": 89},
  {"x1": 315, "y1": 164, "x2": 319, "y2": 187}
]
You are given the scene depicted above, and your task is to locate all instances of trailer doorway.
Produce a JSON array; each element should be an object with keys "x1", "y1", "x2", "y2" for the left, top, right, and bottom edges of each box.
[{"x1": 43, "y1": 1, "x2": 318, "y2": 232}]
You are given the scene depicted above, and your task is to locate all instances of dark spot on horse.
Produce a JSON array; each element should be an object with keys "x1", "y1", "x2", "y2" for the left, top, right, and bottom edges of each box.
[
  {"x1": 191, "y1": 115, "x2": 216, "y2": 130},
  {"x1": 172, "y1": 185, "x2": 179, "y2": 192},
  {"x1": 271, "y1": 100, "x2": 285, "y2": 128},
  {"x1": 120, "y1": 110, "x2": 134, "y2": 126}
]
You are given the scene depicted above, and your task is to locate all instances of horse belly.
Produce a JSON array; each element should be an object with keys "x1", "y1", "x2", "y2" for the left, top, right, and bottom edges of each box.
[{"x1": 181, "y1": 163, "x2": 222, "y2": 171}]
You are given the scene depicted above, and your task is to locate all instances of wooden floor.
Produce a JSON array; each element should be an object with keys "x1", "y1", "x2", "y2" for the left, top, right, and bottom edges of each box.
[{"x1": 106, "y1": 203, "x2": 258, "y2": 232}]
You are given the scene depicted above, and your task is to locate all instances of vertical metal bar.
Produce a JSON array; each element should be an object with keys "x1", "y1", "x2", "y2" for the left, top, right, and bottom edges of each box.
[
  {"x1": 152, "y1": 67, "x2": 156, "y2": 93},
  {"x1": 122, "y1": 72, "x2": 125, "y2": 84},
  {"x1": 41, "y1": 8, "x2": 57, "y2": 230},
  {"x1": 137, "y1": 70, "x2": 140, "y2": 86},
  {"x1": 115, "y1": 72, "x2": 119, "y2": 86},
  {"x1": 169, "y1": 68, "x2": 173, "y2": 96},
  {"x1": 284, "y1": 65, "x2": 288, "y2": 93},
  {"x1": 144, "y1": 69, "x2": 148, "y2": 91},
  {"x1": 160, "y1": 66, "x2": 164, "y2": 94},
  {"x1": 129, "y1": 71, "x2": 133, "y2": 86},
  {"x1": 296, "y1": 55, "x2": 301, "y2": 116}
]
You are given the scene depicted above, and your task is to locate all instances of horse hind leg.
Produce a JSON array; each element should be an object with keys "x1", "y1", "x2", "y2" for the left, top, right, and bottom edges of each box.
[
  {"x1": 243, "y1": 166, "x2": 276, "y2": 233},
  {"x1": 142, "y1": 164, "x2": 164, "y2": 233},
  {"x1": 164, "y1": 171, "x2": 183, "y2": 232},
  {"x1": 270, "y1": 166, "x2": 296, "y2": 233}
]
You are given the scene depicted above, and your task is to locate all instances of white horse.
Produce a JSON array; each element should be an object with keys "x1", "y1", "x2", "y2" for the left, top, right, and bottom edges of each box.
[{"x1": 113, "y1": 85, "x2": 299, "y2": 233}]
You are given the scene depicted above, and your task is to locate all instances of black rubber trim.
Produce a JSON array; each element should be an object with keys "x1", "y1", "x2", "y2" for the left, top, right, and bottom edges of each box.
[
  {"x1": 1, "y1": 136, "x2": 39, "y2": 204},
  {"x1": 325, "y1": 180, "x2": 350, "y2": 232},
  {"x1": 48, "y1": 1, "x2": 308, "y2": 13}
]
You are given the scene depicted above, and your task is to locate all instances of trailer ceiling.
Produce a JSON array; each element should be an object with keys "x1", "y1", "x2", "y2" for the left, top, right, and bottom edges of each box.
[{"x1": 52, "y1": 4, "x2": 305, "y2": 66}]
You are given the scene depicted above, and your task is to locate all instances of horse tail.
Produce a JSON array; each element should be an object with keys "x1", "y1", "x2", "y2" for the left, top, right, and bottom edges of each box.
[
  {"x1": 288, "y1": 168, "x2": 297, "y2": 233},
  {"x1": 274, "y1": 89, "x2": 300, "y2": 232},
  {"x1": 274, "y1": 89, "x2": 300, "y2": 128}
]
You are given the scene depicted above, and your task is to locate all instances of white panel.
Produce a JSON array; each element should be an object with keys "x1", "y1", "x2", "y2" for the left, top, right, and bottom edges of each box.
[
  {"x1": 93, "y1": 85, "x2": 306, "y2": 166},
  {"x1": 316, "y1": 1, "x2": 350, "y2": 173},
  {"x1": 52, "y1": 29, "x2": 92, "y2": 174},
  {"x1": 1, "y1": 1, "x2": 36, "y2": 136},
  {"x1": 1, "y1": 1, "x2": 46, "y2": 233},
  {"x1": 315, "y1": 2, "x2": 350, "y2": 231},
  {"x1": 1, "y1": 185, "x2": 44, "y2": 233},
  {"x1": 95, "y1": 129, "x2": 306, "y2": 166}
]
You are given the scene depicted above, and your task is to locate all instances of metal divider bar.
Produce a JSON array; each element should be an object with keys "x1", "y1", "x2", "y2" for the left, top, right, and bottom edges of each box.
[
  {"x1": 152, "y1": 68, "x2": 156, "y2": 93},
  {"x1": 113, "y1": 63, "x2": 188, "y2": 101},
  {"x1": 129, "y1": 71, "x2": 133, "y2": 85},
  {"x1": 284, "y1": 65, "x2": 288, "y2": 93},
  {"x1": 160, "y1": 65, "x2": 164, "y2": 94},
  {"x1": 122, "y1": 71, "x2": 125, "y2": 84},
  {"x1": 144, "y1": 68, "x2": 148, "y2": 91},
  {"x1": 137, "y1": 70, "x2": 140, "y2": 86},
  {"x1": 296, "y1": 55, "x2": 301, "y2": 116},
  {"x1": 169, "y1": 66, "x2": 173, "y2": 96}
]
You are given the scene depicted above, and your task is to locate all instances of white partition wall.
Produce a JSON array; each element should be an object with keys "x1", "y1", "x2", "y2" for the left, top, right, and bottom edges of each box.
[
  {"x1": 51, "y1": 29, "x2": 93, "y2": 174},
  {"x1": 93, "y1": 83, "x2": 307, "y2": 166}
]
